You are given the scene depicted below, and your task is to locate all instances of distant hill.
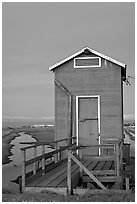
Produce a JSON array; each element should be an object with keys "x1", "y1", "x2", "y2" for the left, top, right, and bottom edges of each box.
[{"x1": 2, "y1": 117, "x2": 54, "y2": 128}]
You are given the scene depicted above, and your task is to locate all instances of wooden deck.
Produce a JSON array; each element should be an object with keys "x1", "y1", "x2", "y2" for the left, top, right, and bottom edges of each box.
[
  {"x1": 26, "y1": 159, "x2": 115, "y2": 189},
  {"x1": 19, "y1": 138, "x2": 125, "y2": 194}
]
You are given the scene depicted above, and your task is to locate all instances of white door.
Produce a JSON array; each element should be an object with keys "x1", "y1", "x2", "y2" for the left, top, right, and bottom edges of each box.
[{"x1": 78, "y1": 97, "x2": 99, "y2": 157}]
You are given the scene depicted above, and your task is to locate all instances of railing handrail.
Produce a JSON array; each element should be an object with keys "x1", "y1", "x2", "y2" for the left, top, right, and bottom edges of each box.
[
  {"x1": 25, "y1": 144, "x2": 76, "y2": 167},
  {"x1": 20, "y1": 137, "x2": 121, "y2": 151},
  {"x1": 102, "y1": 138, "x2": 123, "y2": 145},
  {"x1": 81, "y1": 144, "x2": 115, "y2": 149},
  {"x1": 20, "y1": 136, "x2": 76, "y2": 151}
]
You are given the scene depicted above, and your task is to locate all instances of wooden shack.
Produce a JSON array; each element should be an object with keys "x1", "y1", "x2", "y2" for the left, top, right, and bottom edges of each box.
[
  {"x1": 49, "y1": 46, "x2": 126, "y2": 157},
  {"x1": 18, "y1": 47, "x2": 128, "y2": 193}
]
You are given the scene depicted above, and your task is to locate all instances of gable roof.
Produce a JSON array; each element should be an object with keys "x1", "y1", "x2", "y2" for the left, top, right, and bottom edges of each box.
[{"x1": 49, "y1": 46, "x2": 126, "y2": 72}]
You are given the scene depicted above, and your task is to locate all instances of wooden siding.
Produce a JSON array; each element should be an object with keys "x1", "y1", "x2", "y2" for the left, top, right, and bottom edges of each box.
[{"x1": 54, "y1": 52, "x2": 123, "y2": 144}]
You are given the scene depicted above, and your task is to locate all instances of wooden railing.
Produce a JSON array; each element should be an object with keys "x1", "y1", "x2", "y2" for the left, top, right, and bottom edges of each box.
[
  {"x1": 20, "y1": 138, "x2": 122, "y2": 193},
  {"x1": 20, "y1": 136, "x2": 76, "y2": 191},
  {"x1": 67, "y1": 140, "x2": 123, "y2": 194}
]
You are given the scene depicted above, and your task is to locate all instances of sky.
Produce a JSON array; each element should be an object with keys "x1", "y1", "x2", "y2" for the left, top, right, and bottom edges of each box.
[{"x1": 2, "y1": 2, "x2": 135, "y2": 120}]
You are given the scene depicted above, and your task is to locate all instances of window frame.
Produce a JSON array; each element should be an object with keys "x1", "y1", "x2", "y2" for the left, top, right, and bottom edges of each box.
[{"x1": 74, "y1": 57, "x2": 101, "y2": 68}]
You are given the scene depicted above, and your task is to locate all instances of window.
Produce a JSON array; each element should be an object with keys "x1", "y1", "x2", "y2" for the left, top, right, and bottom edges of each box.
[{"x1": 74, "y1": 57, "x2": 101, "y2": 68}]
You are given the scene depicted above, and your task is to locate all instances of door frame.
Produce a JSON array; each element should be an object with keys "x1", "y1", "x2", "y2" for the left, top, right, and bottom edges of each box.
[{"x1": 76, "y1": 95, "x2": 101, "y2": 146}]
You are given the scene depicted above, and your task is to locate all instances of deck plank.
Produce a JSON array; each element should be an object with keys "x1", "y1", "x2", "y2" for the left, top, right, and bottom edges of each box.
[
  {"x1": 102, "y1": 161, "x2": 113, "y2": 170},
  {"x1": 27, "y1": 160, "x2": 67, "y2": 187},
  {"x1": 93, "y1": 161, "x2": 106, "y2": 171},
  {"x1": 111, "y1": 161, "x2": 115, "y2": 170},
  {"x1": 37, "y1": 162, "x2": 68, "y2": 187},
  {"x1": 26, "y1": 159, "x2": 118, "y2": 188},
  {"x1": 58, "y1": 160, "x2": 92, "y2": 187},
  {"x1": 85, "y1": 161, "x2": 99, "y2": 171},
  {"x1": 47, "y1": 162, "x2": 76, "y2": 187},
  {"x1": 47, "y1": 160, "x2": 92, "y2": 187}
]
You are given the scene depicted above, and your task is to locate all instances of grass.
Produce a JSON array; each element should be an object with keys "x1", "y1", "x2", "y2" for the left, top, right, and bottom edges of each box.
[
  {"x1": 2, "y1": 190, "x2": 135, "y2": 202},
  {"x1": 2, "y1": 188, "x2": 16, "y2": 194}
]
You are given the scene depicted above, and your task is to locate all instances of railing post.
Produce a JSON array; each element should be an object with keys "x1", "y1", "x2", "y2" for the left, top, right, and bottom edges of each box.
[
  {"x1": 59, "y1": 146, "x2": 62, "y2": 161},
  {"x1": 42, "y1": 145, "x2": 45, "y2": 174},
  {"x1": 21, "y1": 149, "x2": 26, "y2": 191},
  {"x1": 67, "y1": 149, "x2": 72, "y2": 195},
  {"x1": 119, "y1": 141, "x2": 123, "y2": 174},
  {"x1": 126, "y1": 177, "x2": 129, "y2": 190},
  {"x1": 116, "y1": 144, "x2": 120, "y2": 176},
  {"x1": 72, "y1": 123, "x2": 75, "y2": 144},
  {"x1": 33, "y1": 146, "x2": 37, "y2": 175},
  {"x1": 55, "y1": 143, "x2": 58, "y2": 163},
  {"x1": 114, "y1": 145, "x2": 117, "y2": 175},
  {"x1": 79, "y1": 147, "x2": 83, "y2": 184}
]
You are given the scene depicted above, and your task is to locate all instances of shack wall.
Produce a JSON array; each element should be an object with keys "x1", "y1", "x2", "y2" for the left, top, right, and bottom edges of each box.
[{"x1": 54, "y1": 52, "x2": 123, "y2": 145}]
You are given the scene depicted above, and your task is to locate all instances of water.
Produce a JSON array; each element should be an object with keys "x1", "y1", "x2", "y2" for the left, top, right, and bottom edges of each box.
[{"x1": 9, "y1": 132, "x2": 54, "y2": 166}]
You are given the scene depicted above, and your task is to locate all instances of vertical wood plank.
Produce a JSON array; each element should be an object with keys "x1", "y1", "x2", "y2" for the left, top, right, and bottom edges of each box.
[
  {"x1": 72, "y1": 122, "x2": 75, "y2": 145},
  {"x1": 126, "y1": 178, "x2": 129, "y2": 190},
  {"x1": 120, "y1": 142, "x2": 123, "y2": 174},
  {"x1": 33, "y1": 146, "x2": 37, "y2": 175},
  {"x1": 67, "y1": 150, "x2": 72, "y2": 195},
  {"x1": 42, "y1": 145, "x2": 45, "y2": 173},
  {"x1": 58, "y1": 143, "x2": 62, "y2": 161},
  {"x1": 114, "y1": 145, "x2": 117, "y2": 175},
  {"x1": 116, "y1": 144, "x2": 120, "y2": 176},
  {"x1": 54, "y1": 143, "x2": 58, "y2": 163},
  {"x1": 21, "y1": 150, "x2": 26, "y2": 191},
  {"x1": 79, "y1": 148, "x2": 83, "y2": 178}
]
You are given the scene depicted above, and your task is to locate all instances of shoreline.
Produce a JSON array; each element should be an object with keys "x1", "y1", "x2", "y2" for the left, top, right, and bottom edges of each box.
[
  {"x1": 2, "y1": 130, "x2": 20, "y2": 165},
  {"x1": 2, "y1": 126, "x2": 54, "y2": 165},
  {"x1": 2, "y1": 129, "x2": 37, "y2": 165}
]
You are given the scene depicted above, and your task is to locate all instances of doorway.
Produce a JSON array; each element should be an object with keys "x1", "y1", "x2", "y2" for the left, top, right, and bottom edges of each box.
[{"x1": 76, "y1": 95, "x2": 100, "y2": 157}]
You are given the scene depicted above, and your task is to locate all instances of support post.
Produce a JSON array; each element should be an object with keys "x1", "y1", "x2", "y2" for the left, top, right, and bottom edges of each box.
[
  {"x1": 68, "y1": 94, "x2": 72, "y2": 145},
  {"x1": 114, "y1": 145, "x2": 117, "y2": 175},
  {"x1": 59, "y1": 146, "x2": 62, "y2": 161},
  {"x1": 33, "y1": 146, "x2": 37, "y2": 175},
  {"x1": 79, "y1": 148, "x2": 83, "y2": 184},
  {"x1": 67, "y1": 149, "x2": 72, "y2": 195},
  {"x1": 126, "y1": 178, "x2": 129, "y2": 190},
  {"x1": 55, "y1": 143, "x2": 58, "y2": 163},
  {"x1": 72, "y1": 122, "x2": 75, "y2": 145},
  {"x1": 119, "y1": 141, "x2": 123, "y2": 174},
  {"x1": 42, "y1": 145, "x2": 45, "y2": 174},
  {"x1": 116, "y1": 144, "x2": 120, "y2": 176},
  {"x1": 21, "y1": 149, "x2": 26, "y2": 191}
]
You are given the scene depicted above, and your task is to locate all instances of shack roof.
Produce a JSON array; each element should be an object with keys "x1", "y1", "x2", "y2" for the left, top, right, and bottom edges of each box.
[{"x1": 49, "y1": 46, "x2": 126, "y2": 79}]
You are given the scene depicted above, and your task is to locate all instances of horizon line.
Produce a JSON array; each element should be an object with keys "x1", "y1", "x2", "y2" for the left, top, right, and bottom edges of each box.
[
  {"x1": 2, "y1": 114, "x2": 135, "y2": 120},
  {"x1": 2, "y1": 116, "x2": 54, "y2": 120}
]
